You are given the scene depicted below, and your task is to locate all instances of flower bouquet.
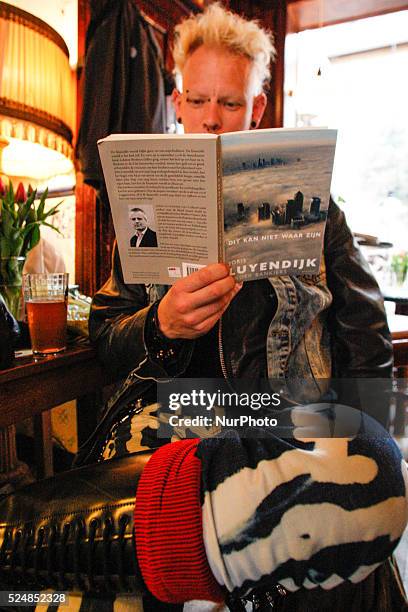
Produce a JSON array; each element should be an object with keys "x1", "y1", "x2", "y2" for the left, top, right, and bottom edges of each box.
[{"x1": 0, "y1": 178, "x2": 62, "y2": 317}]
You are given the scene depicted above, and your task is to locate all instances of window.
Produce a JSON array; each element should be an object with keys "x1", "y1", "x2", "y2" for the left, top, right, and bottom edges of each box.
[{"x1": 284, "y1": 11, "x2": 408, "y2": 251}]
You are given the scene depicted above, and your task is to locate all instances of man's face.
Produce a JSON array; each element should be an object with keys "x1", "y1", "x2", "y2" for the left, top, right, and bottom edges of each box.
[
  {"x1": 173, "y1": 45, "x2": 267, "y2": 135},
  {"x1": 130, "y1": 210, "x2": 147, "y2": 232}
]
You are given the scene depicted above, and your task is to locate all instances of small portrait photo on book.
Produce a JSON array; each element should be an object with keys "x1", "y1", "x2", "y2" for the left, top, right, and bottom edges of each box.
[{"x1": 128, "y1": 204, "x2": 158, "y2": 248}]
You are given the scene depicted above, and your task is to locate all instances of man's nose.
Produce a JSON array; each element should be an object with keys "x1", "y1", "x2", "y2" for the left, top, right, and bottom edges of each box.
[{"x1": 203, "y1": 100, "x2": 221, "y2": 133}]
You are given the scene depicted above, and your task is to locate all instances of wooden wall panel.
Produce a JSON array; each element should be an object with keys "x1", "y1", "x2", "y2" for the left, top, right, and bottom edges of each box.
[
  {"x1": 75, "y1": 173, "x2": 97, "y2": 297},
  {"x1": 287, "y1": 0, "x2": 408, "y2": 33},
  {"x1": 227, "y1": 1, "x2": 287, "y2": 129},
  {"x1": 75, "y1": 0, "x2": 95, "y2": 295}
]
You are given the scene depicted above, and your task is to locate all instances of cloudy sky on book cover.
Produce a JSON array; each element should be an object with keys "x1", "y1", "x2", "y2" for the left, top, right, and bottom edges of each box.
[{"x1": 221, "y1": 128, "x2": 337, "y2": 280}]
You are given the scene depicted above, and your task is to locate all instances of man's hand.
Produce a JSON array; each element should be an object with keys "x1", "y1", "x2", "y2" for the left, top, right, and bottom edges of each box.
[{"x1": 157, "y1": 263, "x2": 242, "y2": 340}]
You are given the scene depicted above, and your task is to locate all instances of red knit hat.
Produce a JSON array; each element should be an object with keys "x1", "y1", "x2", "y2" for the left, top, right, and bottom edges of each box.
[{"x1": 135, "y1": 439, "x2": 225, "y2": 604}]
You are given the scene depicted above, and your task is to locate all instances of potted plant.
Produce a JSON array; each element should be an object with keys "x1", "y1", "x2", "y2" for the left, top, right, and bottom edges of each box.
[
  {"x1": 391, "y1": 252, "x2": 408, "y2": 287},
  {"x1": 0, "y1": 177, "x2": 62, "y2": 318}
]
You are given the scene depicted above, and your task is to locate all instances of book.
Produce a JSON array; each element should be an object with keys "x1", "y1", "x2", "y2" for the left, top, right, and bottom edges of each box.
[{"x1": 98, "y1": 127, "x2": 337, "y2": 284}]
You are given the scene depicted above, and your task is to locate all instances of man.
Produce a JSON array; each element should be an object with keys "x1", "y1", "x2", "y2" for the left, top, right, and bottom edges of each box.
[
  {"x1": 129, "y1": 207, "x2": 158, "y2": 247},
  {"x1": 1, "y1": 5, "x2": 404, "y2": 612},
  {"x1": 85, "y1": 4, "x2": 407, "y2": 610},
  {"x1": 90, "y1": 4, "x2": 392, "y2": 388}
]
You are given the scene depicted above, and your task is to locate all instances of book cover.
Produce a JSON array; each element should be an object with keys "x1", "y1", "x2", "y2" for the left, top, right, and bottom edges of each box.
[
  {"x1": 98, "y1": 128, "x2": 337, "y2": 284},
  {"x1": 222, "y1": 128, "x2": 337, "y2": 280},
  {"x1": 98, "y1": 133, "x2": 219, "y2": 285}
]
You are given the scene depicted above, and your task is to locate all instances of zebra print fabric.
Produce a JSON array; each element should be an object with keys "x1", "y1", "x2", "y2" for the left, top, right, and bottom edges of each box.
[{"x1": 198, "y1": 428, "x2": 408, "y2": 598}]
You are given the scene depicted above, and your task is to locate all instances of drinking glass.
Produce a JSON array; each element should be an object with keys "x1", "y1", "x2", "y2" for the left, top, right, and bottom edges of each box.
[{"x1": 23, "y1": 273, "x2": 69, "y2": 356}]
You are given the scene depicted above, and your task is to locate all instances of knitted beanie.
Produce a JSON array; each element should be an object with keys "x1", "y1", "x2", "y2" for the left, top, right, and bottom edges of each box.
[{"x1": 134, "y1": 439, "x2": 225, "y2": 604}]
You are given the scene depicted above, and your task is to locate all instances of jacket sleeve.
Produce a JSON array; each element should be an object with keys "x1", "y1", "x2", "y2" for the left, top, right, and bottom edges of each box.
[
  {"x1": 324, "y1": 199, "x2": 393, "y2": 378},
  {"x1": 88, "y1": 242, "x2": 192, "y2": 379}
]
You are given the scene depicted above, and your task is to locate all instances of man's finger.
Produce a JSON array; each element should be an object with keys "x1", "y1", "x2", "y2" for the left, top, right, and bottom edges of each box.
[
  {"x1": 184, "y1": 274, "x2": 237, "y2": 310},
  {"x1": 192, "y1": 295, "x2": 238, "y2": 335},
  {"x1": 176, "y1": 263, "x2": 230, "y2": 294},
  {"x1": 182, "y1": 283, "x2": 243, "y2": 329}
]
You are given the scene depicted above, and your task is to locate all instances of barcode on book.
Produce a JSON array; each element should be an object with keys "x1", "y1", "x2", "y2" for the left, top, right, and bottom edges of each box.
[{"x1": 182, "y1": 262, "x2": 206, "y2": 277}]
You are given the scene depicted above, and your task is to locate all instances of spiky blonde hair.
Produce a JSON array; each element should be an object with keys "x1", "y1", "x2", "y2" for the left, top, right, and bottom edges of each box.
[{"x1": 173, "y1": 3, "x2": 276, "y2": 93}]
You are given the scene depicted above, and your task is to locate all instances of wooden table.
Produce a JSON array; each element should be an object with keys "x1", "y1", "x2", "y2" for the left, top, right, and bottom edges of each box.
[
  {"x1": 0, "y1": 343, "x2": 109, "y2": 482},
  {"x1": 388, "y1": 314, "x2": 408, "y2": 440},
  {"x1": 383, "y1": 286, "x2": 408, "y2": 316}
]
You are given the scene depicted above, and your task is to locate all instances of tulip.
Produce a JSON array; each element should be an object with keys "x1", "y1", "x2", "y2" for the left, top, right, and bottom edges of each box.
[
  {"x1": 27, "y1": 184, "x2": 34, "y2": 196},
  {"x1": 15, "y1": 182, "x2": 26, "y2": 203},
  {"x1": 0, "y1": 176, "x2": 6, "y2": 197}
]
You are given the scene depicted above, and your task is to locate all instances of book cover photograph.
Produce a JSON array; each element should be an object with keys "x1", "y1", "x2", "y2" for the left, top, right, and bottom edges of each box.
[{"x1": 222, "y1": 128, "x2": 337, "y2": 280}]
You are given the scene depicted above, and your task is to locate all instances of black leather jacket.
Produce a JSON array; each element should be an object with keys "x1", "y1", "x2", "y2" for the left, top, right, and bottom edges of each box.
[
  {"x1": 81, "y1": 200, "x2": 393, "y2": 464},
  {"x1": 89, "y1": 199, "x2": 393, "y2": 381}
]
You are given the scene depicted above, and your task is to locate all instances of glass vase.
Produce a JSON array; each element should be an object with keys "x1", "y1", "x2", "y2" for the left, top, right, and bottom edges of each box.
[{"x1": 0, "y1": 256, "x2": 25, "y2": 320}]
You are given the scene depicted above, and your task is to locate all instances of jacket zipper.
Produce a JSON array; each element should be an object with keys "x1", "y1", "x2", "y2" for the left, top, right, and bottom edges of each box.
[
  {"x1": 218, "y1": 317, "x2": 228, "y2": 380},
  {"x1": 218, "y1": 317, "x2": 237, "y2": 394}
]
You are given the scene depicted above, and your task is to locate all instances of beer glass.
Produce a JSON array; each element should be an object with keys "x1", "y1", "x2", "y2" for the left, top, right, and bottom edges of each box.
[{"x1": 23, "y1": 273, "x2": 69, "y2": 356}]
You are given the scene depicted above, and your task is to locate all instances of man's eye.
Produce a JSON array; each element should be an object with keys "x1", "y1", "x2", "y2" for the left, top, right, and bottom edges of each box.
[
  {"x1": 224, "y1": 101, "x2": 242, "y2": 110},
  {"x1": 187, "y1": 98, "x2": 205, "y2": 107}
]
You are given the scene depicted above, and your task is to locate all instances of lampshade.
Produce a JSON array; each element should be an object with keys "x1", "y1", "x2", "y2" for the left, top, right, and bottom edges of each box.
[{"x1": 0, "y1": 1, "x2": 75, "y2": 182}]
